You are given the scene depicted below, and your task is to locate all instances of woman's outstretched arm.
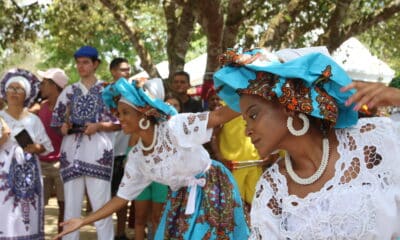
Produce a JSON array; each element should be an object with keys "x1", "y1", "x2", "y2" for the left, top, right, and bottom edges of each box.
[
  {"x1": 207, "y1": 106, "x2": 240, "y2": 129},
  {"x1": 52, "y1": 196, "x2": 128, "y2": 240}
]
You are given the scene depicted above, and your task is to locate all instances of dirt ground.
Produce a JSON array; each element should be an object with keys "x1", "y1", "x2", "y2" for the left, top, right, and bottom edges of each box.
[{"x1": 44, "y1": 197, "x2": 136, "y2": 240}]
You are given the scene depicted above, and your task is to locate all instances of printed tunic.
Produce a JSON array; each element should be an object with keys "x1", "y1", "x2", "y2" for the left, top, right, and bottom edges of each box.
[
  {"x1": 51, "y1": 81, "x2": 117, "y2": 183},
  {"x1": 250, "y1": 117, "x2": 400, "y2": 239},
  {"x1": 0, "y1": 110, "x2": 54, "y2": 240}
]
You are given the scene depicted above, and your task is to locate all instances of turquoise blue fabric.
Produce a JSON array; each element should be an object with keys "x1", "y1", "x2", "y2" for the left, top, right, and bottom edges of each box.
[
  {"x1": 102, "y1": 78, "x2": 177, "y2": 120},
  {"x1": 214, "y1": 50, "x2": 358, "y2": 128},
  {"x1": 155, "y1": 160, "x2": 249, "y2": 240}
]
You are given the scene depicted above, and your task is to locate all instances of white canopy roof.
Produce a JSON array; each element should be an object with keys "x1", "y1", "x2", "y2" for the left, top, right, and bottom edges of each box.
[{"x1": 332, "y1": 37, "x2": 395, "y2": 84}]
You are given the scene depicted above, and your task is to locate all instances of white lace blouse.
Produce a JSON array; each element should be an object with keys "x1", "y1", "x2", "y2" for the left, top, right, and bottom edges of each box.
[
  {"x1": 117, "y1": 112, "x2": 212, "y2": 200},
  {"x1": 250, "y1": 117, "x2": 400, "y2": 239}
]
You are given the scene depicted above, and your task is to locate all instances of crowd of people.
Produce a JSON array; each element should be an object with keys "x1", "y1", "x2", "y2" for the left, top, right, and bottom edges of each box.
[{"x1": 0, "y1": 44, "x2": 399, "y2": 240}]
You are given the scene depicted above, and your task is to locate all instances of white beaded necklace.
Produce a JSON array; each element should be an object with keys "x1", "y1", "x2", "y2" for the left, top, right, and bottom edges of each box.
[
  {"x1": 285, "y1": 138, "x2": 329, "y2": 185},
  {"x1": 138, "y1": 124, "x2": 158, "y2": 151}
]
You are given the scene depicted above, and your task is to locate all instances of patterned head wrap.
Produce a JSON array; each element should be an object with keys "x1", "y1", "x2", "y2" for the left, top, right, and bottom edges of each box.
[
  {"x1": 213, "y1": 48, "x2": 358, "y2": 129},
  {"x1": 0, "y1": 68, "x2": 40, "y2": 107},
  {"x1": 102, "y1": 78, "x2": 177, "y2": 121}
]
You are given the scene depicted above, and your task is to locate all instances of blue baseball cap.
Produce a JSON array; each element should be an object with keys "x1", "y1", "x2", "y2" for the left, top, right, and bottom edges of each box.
[{"x1": 74, "y1": 46, "x2": 100, "y2": 60}]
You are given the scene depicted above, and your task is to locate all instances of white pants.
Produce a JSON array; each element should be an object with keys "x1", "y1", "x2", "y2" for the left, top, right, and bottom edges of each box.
[{"x1": 63, "y1": 176, "x2": 114, "y2": 240}]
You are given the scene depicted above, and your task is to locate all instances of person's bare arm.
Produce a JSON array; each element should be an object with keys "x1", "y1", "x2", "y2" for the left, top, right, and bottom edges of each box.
[
  {"x1": 210, "y1": 126, "x2": 223, "y2": 161},
  {"x1": 341, "y1": 81, "x2": 400, "y2": 110},
  {"x1": 84, "y1": 122, "x2": 121, "y2": 135},
  {"x1": 52, "y1": 196, "x2": 128, "y2": 240},
  {"x1": 0, "y1": 118, "x2": 10, "y2": 146},
  {"x1": 207, "y1": 106, "x2": 240, "y2": 129}
]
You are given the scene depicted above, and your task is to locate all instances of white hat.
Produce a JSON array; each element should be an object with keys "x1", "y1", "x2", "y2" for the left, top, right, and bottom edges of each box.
[
  {"x1": 275, "y1": 46, "x2": 330, "y2": 62},
  {"x1": 5, "y1": 76, "x2": 31, "y2": 99},
  {"x1": 143, "y1": 78, "x2": 165, "y2": 100},
  {"x1": 37, "y1": 68, "x2": 68, "y2": 88}
]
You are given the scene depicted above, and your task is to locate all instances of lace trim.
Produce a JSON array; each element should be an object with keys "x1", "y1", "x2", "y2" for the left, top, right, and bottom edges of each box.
[{"x1": 252, "y1": 117, "x2": 398, "y2": 238}]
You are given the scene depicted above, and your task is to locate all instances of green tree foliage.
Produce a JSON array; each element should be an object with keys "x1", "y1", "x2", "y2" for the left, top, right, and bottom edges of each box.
[
  {"x1": 39, "y1": 0, "x2": 167, "y2": 82},
  {"x1": 389, "y1": 75, "x2": 400, "y2": 88},
  {"x1": 0, "y1": 1, "x2": 42, "y2": 50},
  {"x1": 360, "y1": 13, "x2": 400, "y2": 73},
  {"x1": 1, "y1": 0, "x2": 399, "y2": 82}
]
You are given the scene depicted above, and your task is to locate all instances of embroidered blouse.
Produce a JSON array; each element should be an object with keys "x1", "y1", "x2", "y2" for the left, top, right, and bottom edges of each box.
[
  {"x1": 117, "y1": 112, "x2": 212, "y2": 200},
  {"x1": 250, "y1": 117, "x2": 400, "y2": 239}
]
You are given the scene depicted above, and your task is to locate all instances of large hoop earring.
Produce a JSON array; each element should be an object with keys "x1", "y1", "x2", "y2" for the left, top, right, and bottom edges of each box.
[
  {"x1": 139, "y1": 118, "x2": 150, "y2": 130},
  {"x1": 287, "y1": 113, "x2": 309, "y2": 136}
]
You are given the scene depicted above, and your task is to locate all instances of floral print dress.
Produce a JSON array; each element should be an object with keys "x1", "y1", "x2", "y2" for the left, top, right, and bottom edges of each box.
[
  {"x1": 0, "y1": 111, "x2": 53, "y2": 240},
  {"x1": 118, "y1": 112, "x2": 250, "y2": 239}
]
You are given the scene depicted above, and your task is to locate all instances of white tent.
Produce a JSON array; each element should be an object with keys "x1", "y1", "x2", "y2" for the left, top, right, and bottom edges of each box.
[
  {"x1": 332, "y1": 37, "x2": 395, "y2": 84},
  {"x1": 131, "y1": 54, "x2": 207, "y2": 86}
]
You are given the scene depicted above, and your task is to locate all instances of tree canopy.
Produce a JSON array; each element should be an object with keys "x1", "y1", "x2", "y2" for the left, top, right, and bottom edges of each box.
[{"x1": 1, "y1": 0, "x2": 399, "y2": 84}]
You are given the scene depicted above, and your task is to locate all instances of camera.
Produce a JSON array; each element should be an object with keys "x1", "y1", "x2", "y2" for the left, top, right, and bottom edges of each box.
[{"x1": 67, "y1": 123, "x2": 86, "y2": 134}]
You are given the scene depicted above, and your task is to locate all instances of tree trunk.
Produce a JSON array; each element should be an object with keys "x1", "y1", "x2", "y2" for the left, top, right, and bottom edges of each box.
[
  {"x1": 222, "y1": 0, "x2": 245, "y2": 51},
  {"x1": 259, "y1": 0, "x2": 308, "y2": 50},
  {"x1": 99, "y1": 0, "x2": 159, "y2": 77},
  {"x1": 319, "y1": 0, "x2": 400, "y2": 52},
  {"x1": 194, "y1": 0, "x2": 224, "y2": 73},
  {"x1": 316, "y1": 0, "x2": 353, "y2": 52},
  {"x1": 163, "y1": 0, "x2": 195, "y2": 85}
]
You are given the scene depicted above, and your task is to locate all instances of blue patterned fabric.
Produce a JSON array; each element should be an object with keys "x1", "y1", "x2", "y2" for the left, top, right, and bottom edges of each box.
[
  {"x1": 155, "y1": 160, "x2": 249, "y2": 240},
  {"x1": 51, "y1": 83, "x2": 117, "y2": 127},
  {"x1": 102, "y1": 78, "x2": 177, "y2": 121},
  {"x1": 51, "y1": 81, "x2": 116, "y2": 183},
  {"x1": 214, "y1": 49, "x2": 358, "y2": 128},
  {"x1": 0, "y1": 150, "x2": 44, "y2": 239},
  {"x1": 59, "y1": 149, "x2": 113, "y2": 182},
  {"x1": 0, "y1": 68, "x2": 40, "y2": 107}
]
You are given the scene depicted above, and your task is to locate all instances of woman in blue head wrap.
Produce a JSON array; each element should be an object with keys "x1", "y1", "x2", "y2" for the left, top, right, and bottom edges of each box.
[
  {"x1": 214, "y1": 48, "x2": 400, "y2": 239},
  {"x1": 54, "y1": 78, "x2": 250, "y2": 240}
]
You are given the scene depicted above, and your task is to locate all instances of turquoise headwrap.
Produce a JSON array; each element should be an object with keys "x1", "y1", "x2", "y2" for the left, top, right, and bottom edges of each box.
[
  {"x1": 213, "y1": 48, "x2": 358, "y2": 129},
  {"x1": 102, "y1": 78, "x2": 177, "y2": 121}
]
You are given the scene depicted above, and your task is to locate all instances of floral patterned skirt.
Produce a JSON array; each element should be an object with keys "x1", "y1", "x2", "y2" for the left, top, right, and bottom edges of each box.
[{"x1": 155, "y1": 160, "x2": 249, "y2": 240}]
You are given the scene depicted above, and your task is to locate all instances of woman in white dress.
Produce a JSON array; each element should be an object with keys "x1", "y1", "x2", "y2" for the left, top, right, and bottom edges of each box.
[
  {"x1": 213, "y1": 49, "x2": 400, "y2": 239},
  {"x1": 0, "y1": 68, "x2": 54, "y2": 240},
  {"x1": 53, "y1": 77, "x2": 250, "y2": 240}
]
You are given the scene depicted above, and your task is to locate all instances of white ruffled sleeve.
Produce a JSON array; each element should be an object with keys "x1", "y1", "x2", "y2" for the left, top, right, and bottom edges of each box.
[
  {"x1": 117, "y1": 149, "x2": 152, "y2": 200},
  {"x1": 166, "y1": 112, "x2": 213, "y2": 148}
]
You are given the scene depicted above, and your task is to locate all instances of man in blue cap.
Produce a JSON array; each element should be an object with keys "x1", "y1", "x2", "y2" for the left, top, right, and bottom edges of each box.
[{"x1": 51, "y1": 46, "x2": 118, "y2": 240}]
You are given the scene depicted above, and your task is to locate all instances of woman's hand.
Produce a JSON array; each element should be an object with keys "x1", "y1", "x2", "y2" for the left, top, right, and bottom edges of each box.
[
  {"x1": 84, "y1": 123, "x2": 99, "y2": 136},
  {"x1": 341, "y1": 81, "x2": 400, "y2": 110},
  {"x1": 60, "y1": 123, "x2": 70, "y2": 136},
  {"x1": 24, "y1": 143, "x2": 44, "y2": 154},
  {"x1": 207, "y1": 106, "x2": 240, "y2": 129},
  {"x1": 52, "y1": 218, "x2": 84, "y2": 240},
  {"x1": 0, "y1": 118, "x2": 10, "y2": 146}
]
